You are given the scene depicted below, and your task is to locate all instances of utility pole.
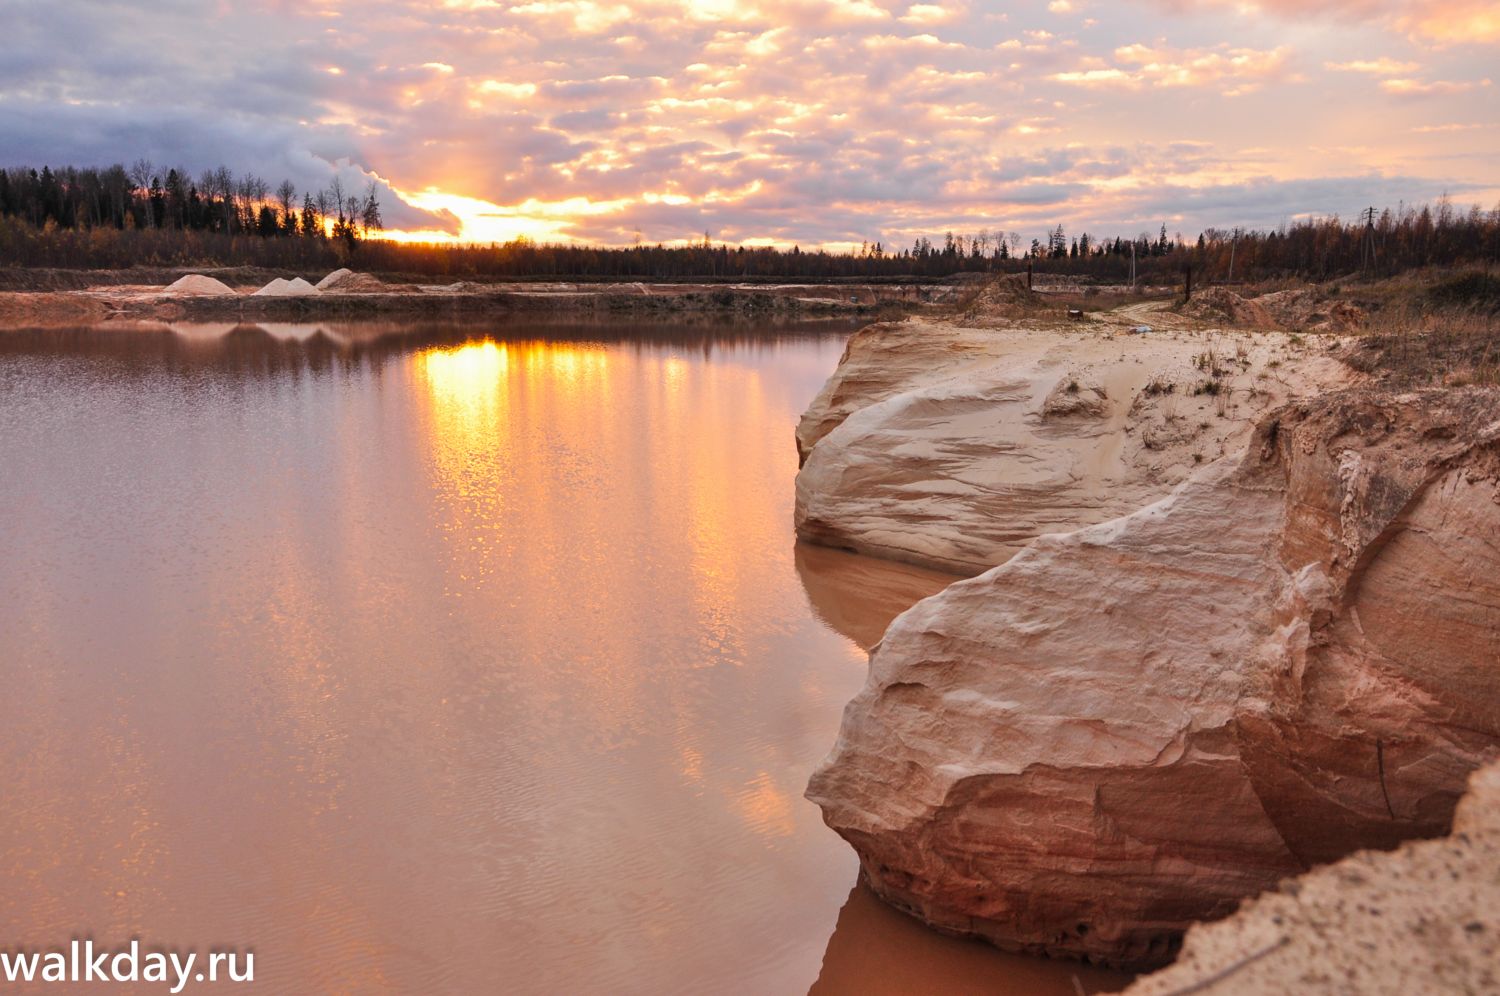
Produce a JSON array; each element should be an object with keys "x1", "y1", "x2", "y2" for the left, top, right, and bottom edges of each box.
[
  {"x1": 1129, "y1": 241, "x2": 1137, "y2": 290},
  {"x1": 1360, "y1": 206, "x2": 1377, "y2": 277},
  {"x1": 1228, "y1": 229, "x2": 1238, "y2": 283}
]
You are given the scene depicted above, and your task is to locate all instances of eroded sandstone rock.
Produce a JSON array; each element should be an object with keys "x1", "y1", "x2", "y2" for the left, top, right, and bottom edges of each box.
[
  {"x1": 806, "y1": 389, "x2": 1500, "y2": 967},
  {"x1": 795, "y1": 316, "x2": 1349, "y2": 574},
  {"x1": 795, "y1": 319, "x2": 983, "y2": 465}
]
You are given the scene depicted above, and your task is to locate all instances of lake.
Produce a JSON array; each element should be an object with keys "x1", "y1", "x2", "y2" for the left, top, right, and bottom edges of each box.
[{"x1": 0, "y1": 320, "x2": 1125, "y2": 994}]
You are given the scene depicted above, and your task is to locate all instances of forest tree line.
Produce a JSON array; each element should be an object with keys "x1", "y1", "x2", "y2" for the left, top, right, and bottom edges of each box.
[
  {"x1": 1, "y1": 162, "x2": 1497, "y2": 283},
  {"x1": 0, "y1": 162, "x2": 381, "y2": 242}
]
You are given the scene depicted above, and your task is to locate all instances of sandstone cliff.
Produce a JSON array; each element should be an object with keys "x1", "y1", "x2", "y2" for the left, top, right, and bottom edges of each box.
[
  {"x1": 794, "y1": 313, "x2": 1349, "y2": 575},
  {"x1": 806, "y1": 389, "x2": 1500, "y2": 967}
]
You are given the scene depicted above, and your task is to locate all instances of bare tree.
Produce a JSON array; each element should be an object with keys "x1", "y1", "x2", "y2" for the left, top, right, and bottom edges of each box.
[
  {"x1": 213, "y1": 165, "x2": 235, "y2": 233},
  {"x1": 276, "y1": 179, "x2": 297, "y2": 231},
  {"x1": 129, "y1": 158, "x2": 155, "y2": 228},
  {"x1": 229, "y1": 173, "x2": 262, "y2": 234},
  {"x1": 328, "y1": 176, "x2": 346, "y2": 225},
  {"x1": 360, "y1": 180, "x2": 383, "y2": 236}
]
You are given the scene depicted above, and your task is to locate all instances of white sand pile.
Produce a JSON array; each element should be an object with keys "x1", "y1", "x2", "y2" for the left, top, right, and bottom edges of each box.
[
  {"x1": 319, "y1": 271, "x2": 388, "y2": 293},
  {"x1": 165, "y1": 274, "x2": 236, "y2": 296},
  {"x1": 315, "y1": 268, "x2": 353, "y2": 290},
  {"x1": 252, "y1": 277, "x2": 320, "y2": 297}
]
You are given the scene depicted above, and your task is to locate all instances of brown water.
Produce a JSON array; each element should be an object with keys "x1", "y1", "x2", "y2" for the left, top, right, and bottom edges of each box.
[{"x1": 0, "y1": 321, "x2": 1127, "y2": 994}]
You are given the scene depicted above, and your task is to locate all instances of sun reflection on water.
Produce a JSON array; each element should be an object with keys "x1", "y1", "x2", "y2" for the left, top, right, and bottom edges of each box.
[
  {"x1": 419, "y1": 340, "x2": 509, "y2": 414},
  {"x1": 0, "y1": 326, "x2": 1119, "y2": 992}
]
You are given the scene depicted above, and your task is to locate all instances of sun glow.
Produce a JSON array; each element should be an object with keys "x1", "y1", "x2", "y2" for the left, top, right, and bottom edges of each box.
[
  {"x1": 420, "y1": 341, "x2": 510, "y2": 419},
  {"x1": 386, "y1": 187, "x2": 637, "y2": 244}
]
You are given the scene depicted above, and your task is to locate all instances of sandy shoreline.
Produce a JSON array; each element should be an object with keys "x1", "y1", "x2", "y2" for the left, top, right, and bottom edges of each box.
[
  {"x1": 0, "y1": 267, "x2": 972, "y2": 328},
  {"x1": 793, "y1": 275, "x2": 1500, "y2": 988}
]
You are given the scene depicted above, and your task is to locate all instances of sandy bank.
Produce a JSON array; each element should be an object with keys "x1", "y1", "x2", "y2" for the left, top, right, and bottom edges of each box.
[
  {"x1": 807, "y1": 387, "x2": 1500, "y2": 967},
  {"x1": 1127, "y1": 759, "x2": 1499, "y2": 994},
  {"x1": 795, "y1": 301, "x2": 1352, "y2": 574},
  {"x1": 0, "y1": 270, "x2": 960, "y2": 328},
  {"x1": 0, "y1": 292, "x2": 110, "y2": 326},
  {"x1": 797, "y1": 277, "x2": 1499, "y2": 973}
]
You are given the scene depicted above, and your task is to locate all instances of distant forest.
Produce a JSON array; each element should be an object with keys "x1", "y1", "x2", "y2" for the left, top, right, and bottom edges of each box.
[{"x1": 2, "y1": 162, "x2": 1497, "y2": 283}]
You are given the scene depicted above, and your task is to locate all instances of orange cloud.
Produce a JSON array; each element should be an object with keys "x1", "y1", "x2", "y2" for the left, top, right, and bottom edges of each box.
[
  {"x1": 1164, "y1": 0, "x2": 1500, "y2": 44},
  {"x1": 1397, "y1": 0, "x2": 1500, "y2": 42},
  {"x1": 900, "y1": 2, "x2": 960, "y2": 24},
  {"x1": 1054, "y1": 43, "x2": 1291, "y2": 93},
  {"x1": 1325, "y1": 57, "x2": 1421, "y2": 74},
  {"x1": 7, "y1": 0, "x2": 1495, "y2": 247},
  {"x1": 1381, "y1": 76, "x2": 1492, "y2": 95}
]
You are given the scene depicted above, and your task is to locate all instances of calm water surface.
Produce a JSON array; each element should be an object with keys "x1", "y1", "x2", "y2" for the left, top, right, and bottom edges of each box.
[{"x1": 0, "y1": 321, "x2": 1126, "y2": 994}]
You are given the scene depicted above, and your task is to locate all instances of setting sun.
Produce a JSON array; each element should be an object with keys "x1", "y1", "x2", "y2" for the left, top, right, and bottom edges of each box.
[{"x1": 389, "y1": 187, "x2": 633, "y2": 244}]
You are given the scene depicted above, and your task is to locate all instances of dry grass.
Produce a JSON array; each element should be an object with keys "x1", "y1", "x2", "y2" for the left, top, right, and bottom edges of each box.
[
  {"x1": 1193, "y1": 337, "x2": 1233, "y2": 378},
  {"x1": 1344, "y1": 303, "x2": 1500, "y2": 387},
  {"x1": 1296, "y1": 268, "x2": 1499, "y2": 387},
  {"x1": 1144, "y1": 373, "x2": 1176, "y2": 396},
  {"x1": 1427, "y1": 270, "x2": 1500, "y2": 314},
  {"x1": 950, "y1": 273, "x2": 1171, "y2": 322},
  {"x1": 870, "y1": 301, "x2": 918, "y2": 322},
  {"x1": 1039, "y1": 289, "x2": 1144, "y2": 314}
]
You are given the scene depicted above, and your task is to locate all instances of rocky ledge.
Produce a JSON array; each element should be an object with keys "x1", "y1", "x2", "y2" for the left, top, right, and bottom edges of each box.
[
  {"x1": 806, "y1": 387, "x2": 1500, "y2": 967},
  {"x1": 794, "y1": 311, "x2": 1350, "y2": 575}
]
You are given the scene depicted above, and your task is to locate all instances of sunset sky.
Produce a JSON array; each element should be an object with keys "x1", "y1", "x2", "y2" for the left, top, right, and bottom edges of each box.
[{"x1": 3, "y1": 0, "x2": 1497, "y2": 249}]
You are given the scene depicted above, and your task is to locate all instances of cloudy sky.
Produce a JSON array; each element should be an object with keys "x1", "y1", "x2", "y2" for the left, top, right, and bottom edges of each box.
[{"x1": 2, "y1": 0, "x2": 1496, "y2": 248}]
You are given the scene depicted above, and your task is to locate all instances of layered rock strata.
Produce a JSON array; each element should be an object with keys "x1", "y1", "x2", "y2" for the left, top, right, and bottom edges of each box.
[{"x1": 807, "y1": 389, "x2": 1500, "y2": 967}]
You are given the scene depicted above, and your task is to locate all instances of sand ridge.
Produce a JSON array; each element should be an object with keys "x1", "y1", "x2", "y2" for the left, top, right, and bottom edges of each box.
[{"x1": 795, "y1": 300, "x2": 1356, "y2": 574}]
